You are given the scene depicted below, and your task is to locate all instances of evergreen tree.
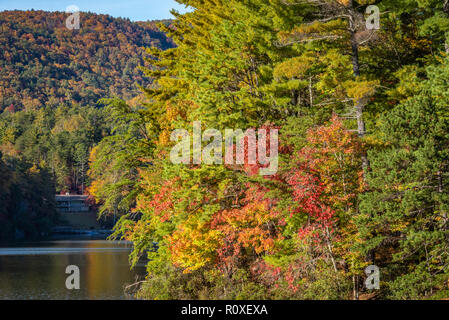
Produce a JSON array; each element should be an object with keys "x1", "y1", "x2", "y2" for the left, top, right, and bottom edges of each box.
[{"x1": 357, "y1": 58, "x2": 449, "y2": 299}]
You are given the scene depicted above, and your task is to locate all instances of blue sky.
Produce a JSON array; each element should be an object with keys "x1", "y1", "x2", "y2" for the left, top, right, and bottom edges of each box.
[{"x1": 0, "y1": 0, "x2": 188, "y2": 21}]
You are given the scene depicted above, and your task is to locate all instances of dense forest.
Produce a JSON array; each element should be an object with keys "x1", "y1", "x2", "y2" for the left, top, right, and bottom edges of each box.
[
  {"x1": 0, "y1": 155, "x2": 57, "y2": 240},
  {"x1": 0, "y1": 11, "x2": 173, "y2": 239},
  {"x1": 91, "y1": 0, "x2": 449, "y2": 300},
  {"x1": 3, "y1": 0, "x2": 449, "y2": 300},
  {"x1": 0, "y1": 10, "x2": 174, "y2": 112}
]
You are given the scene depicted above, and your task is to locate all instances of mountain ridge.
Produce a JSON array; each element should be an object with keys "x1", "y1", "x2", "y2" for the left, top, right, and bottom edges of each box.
[{"x1": 0, "y1": 10, "x2": 174, "y2": 112}]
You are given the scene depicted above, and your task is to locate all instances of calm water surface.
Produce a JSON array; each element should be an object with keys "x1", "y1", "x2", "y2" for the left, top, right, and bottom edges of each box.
[{"x1": 0, "y1": 236, "x2": 146, "y2": 300}]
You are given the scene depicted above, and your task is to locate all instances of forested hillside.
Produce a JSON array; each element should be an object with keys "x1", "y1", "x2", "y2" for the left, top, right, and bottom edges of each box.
[
  {"x1": 0, "y1": 154, "x2": 57, "y2": 240},
  {"x1": 0, "y1": 11, "x2": 173, "y2": 240},
  {"x1": 3, "y1": 1, "x2": 449, "y2": 300},
  {"x1": 86, "y1": 0, "x2": 449, "y2": 300},
  {"x1": 0, "y1": 10, "x2": 174, "y2": 112}
]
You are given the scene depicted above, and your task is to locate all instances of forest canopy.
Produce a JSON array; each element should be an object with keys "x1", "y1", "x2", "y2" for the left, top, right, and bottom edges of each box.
[
  {"x1": 0, "y1": 10, "x2": 173, "y2": 240},
  {"x1": 2, "y1": 0, "x2": 449, "y2": 300},
  {"x1": 100, "y1": 0, "x2": 449, "y2": 300},
  {"x1": 0, "y1": 10, "x2": 174, "y2": 112}
]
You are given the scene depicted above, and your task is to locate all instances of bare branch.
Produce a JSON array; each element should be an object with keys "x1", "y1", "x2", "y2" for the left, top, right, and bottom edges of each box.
[{"x1": 274, "y1": 34, "x2": 343, "y2": 47}]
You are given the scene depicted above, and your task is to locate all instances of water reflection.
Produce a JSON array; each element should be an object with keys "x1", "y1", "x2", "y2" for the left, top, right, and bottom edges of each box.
[{"x1": 0, "y1": 237, "x2": 146, "y2": 300}]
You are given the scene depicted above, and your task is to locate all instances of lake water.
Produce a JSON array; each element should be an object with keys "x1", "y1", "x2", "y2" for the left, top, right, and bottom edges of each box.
[{"x1": 0, "y1": 236, "x2": 147, "y2": 300}]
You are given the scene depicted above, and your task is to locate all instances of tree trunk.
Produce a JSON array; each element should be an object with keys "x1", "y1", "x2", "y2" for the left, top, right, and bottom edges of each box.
[
  {"x1": 349, "y1": 2, "x2": 374, "y2": 266},
  {"x1": 353, "y1": 274, "x2": 359, "y2": 300},
  {"x1": 350, "y1": 26, "x2": 370, "y2": 173},
  {"x1": 350, "y1": 31, "x2": 361, "y2": 77},
  {"x1": 444, "y1": 0, "x2": 449, "y2": 53}
]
